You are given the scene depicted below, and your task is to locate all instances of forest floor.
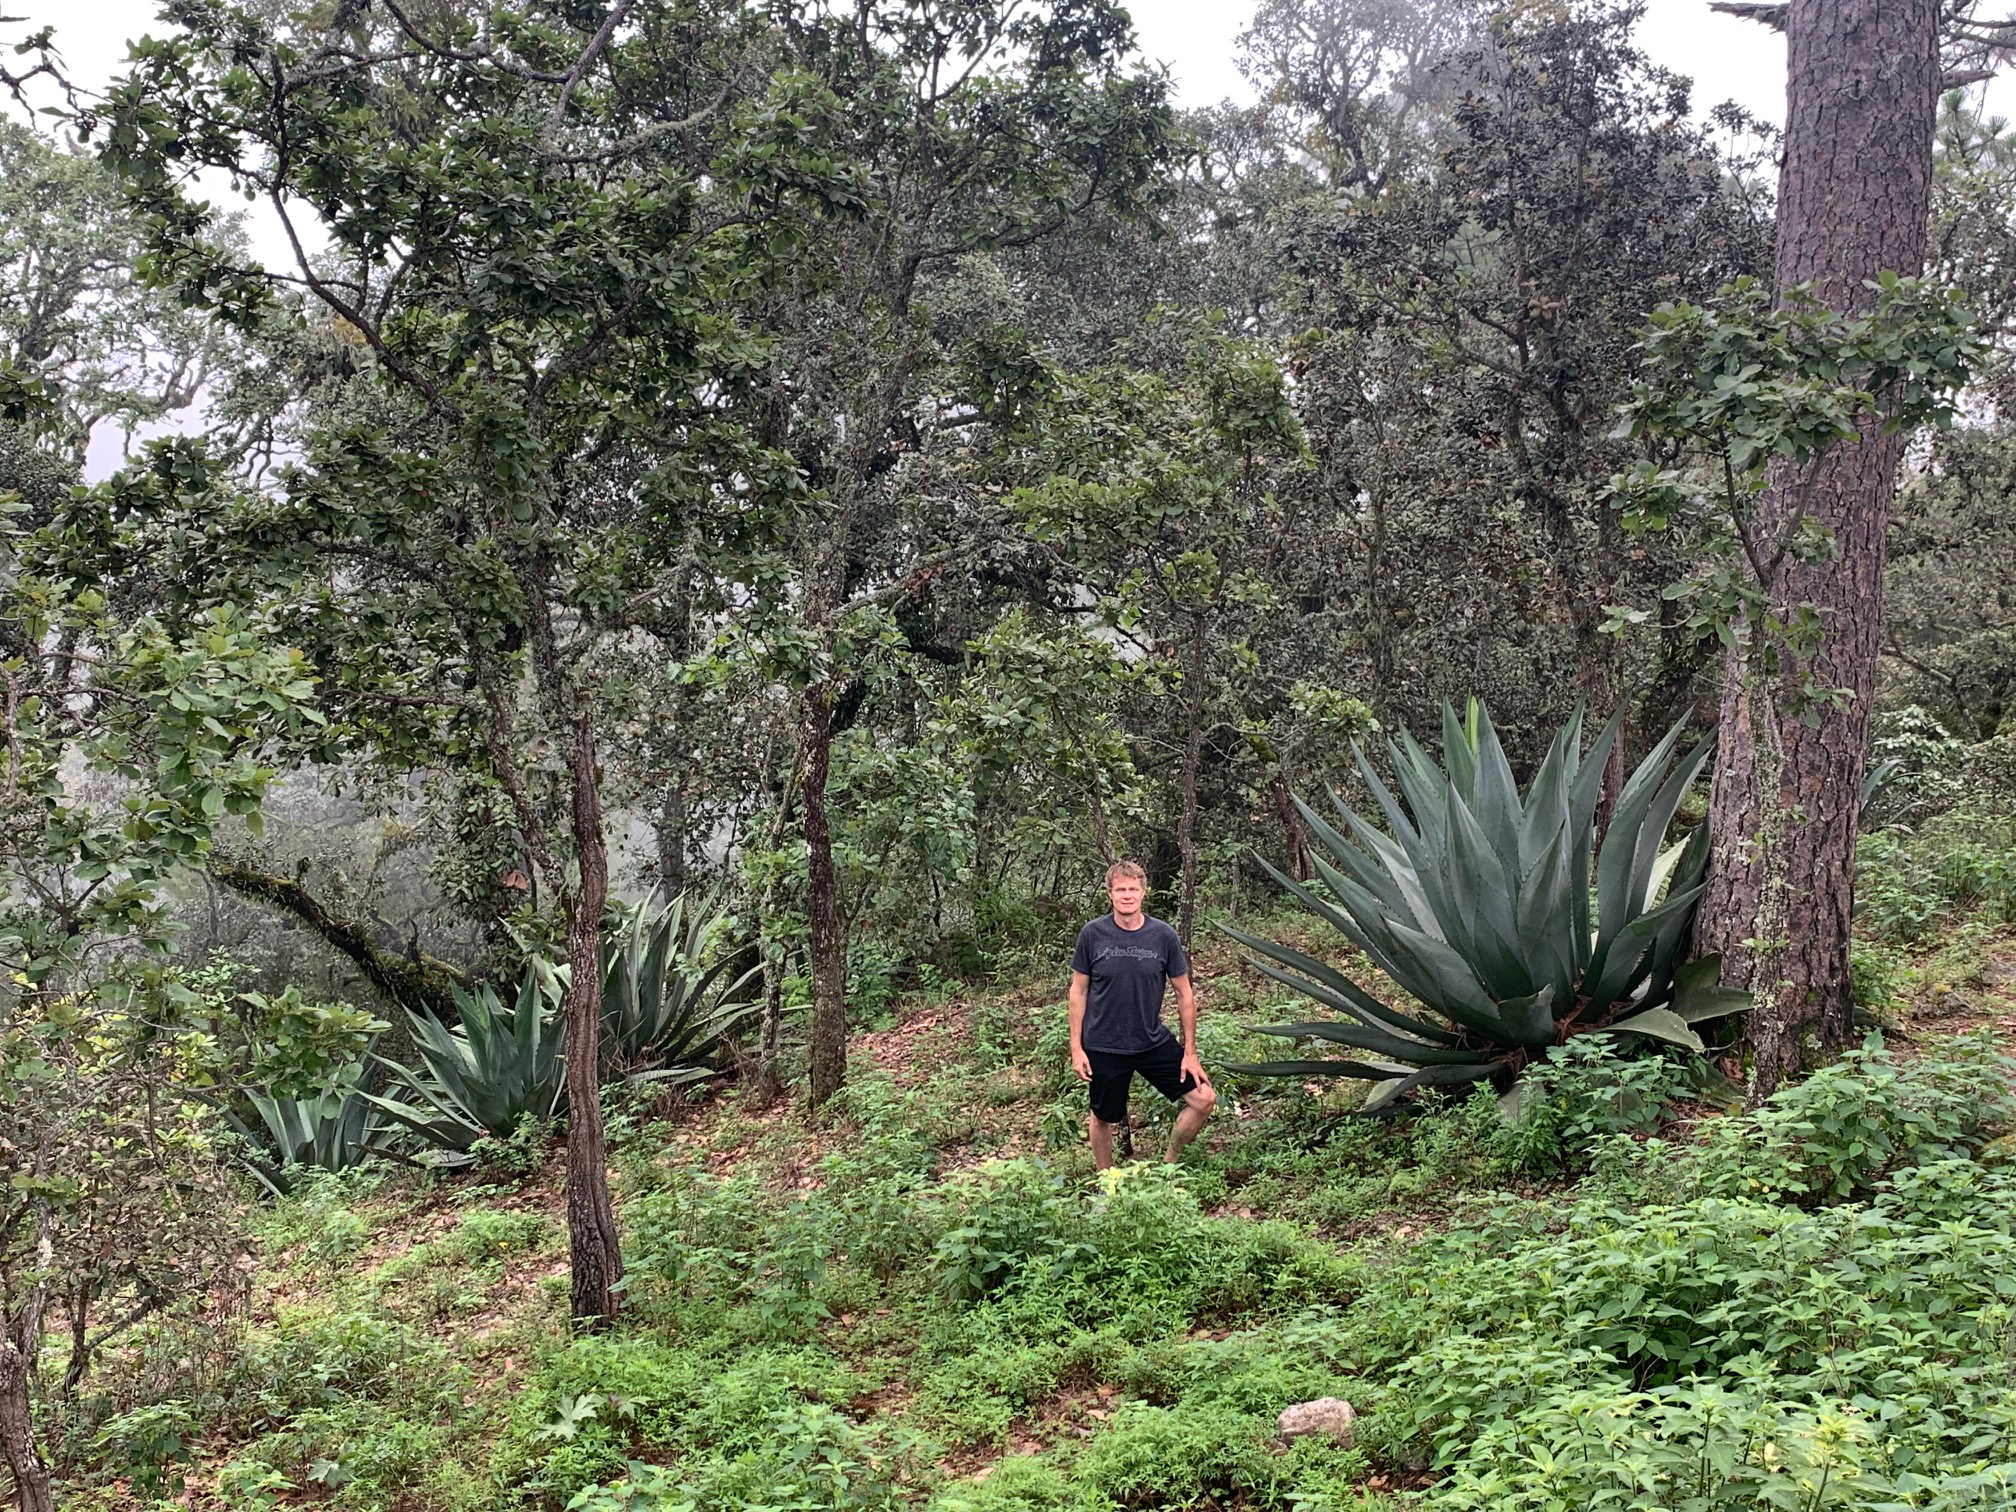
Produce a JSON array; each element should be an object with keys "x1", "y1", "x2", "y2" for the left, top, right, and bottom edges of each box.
[{"x1": 63, "y1": 913, "x2": 2016, "y2": 1512}]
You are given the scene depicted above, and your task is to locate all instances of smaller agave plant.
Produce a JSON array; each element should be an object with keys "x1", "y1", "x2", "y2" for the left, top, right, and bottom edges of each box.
[
  {"x1": 370, "y1": 962, "x2": 566, "y2": 1153},
  {"x1": 597, "y1": 892, "x2": 759, "y2": 1084},
  {"x1": 1224, "y1": 701, "x2": 1749, "y2": 1110},
  {"x1": 229, "y1": 1060, "x2": 383, "y2": 1195}
]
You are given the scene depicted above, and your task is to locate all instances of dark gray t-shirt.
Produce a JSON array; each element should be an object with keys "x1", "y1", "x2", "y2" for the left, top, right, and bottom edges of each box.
[{"x1": 1070, "y1": 914, "x2": 1190, "y2": 1053}]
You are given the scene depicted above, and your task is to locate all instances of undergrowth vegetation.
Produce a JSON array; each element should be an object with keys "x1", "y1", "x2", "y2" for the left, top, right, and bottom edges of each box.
[{"x1": 54, "y1": 905, "x2": 2016, "y2": 1511}]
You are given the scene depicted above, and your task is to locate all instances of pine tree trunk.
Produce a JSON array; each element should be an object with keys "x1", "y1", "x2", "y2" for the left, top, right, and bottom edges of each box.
[
  {"x1": 1696, "y1": 0, "x2": 1940, "y2": 1103},
  {"x1": 563, "y1": 712, "x2": 623, "y2": 1325},
  {"x1": 802, "y1": 684, "x2": 848, "y2": 1107},
  {"x1": 1, "y1": 1302, "x2": 53, "y2": 1512},
  {"x1": 1175, "y1": 614, "x2": 1209, "y2": 948}
]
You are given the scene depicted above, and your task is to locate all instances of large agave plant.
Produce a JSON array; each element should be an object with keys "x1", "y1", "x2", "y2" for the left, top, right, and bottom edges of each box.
[
  {"x1": 598, "y1": 893, "x2": 760, "y2": 1084},
  {"x1": 369, "y1": 961, "x2": 566, "y2": 1153},
  {"x1": 1225, "y1": 701, "x2": 1750, "y2": 1110}
]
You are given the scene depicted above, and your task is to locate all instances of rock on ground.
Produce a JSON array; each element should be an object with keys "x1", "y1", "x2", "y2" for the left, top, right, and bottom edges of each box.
[{"x1": 1278, "y1": 1397, "x2": 1355, "y2": 1444}]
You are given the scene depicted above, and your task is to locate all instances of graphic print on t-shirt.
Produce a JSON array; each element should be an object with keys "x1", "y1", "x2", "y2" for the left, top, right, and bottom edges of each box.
[{"x1": 1070, "y1": 914, "x2": 1190, "y2": 1054}]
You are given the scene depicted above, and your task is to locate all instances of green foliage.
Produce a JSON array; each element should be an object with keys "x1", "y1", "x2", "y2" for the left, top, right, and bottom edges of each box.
[
  {"x1": 1857, "y1": 803, "x2": 2016, "y2": 943},
  {"x1": 370, "y1": 961, "x2": 566, "y2": 1155},
  {"x1": 1228, "y1": 699, "x2": 1746, "y2": 1107},
  {"x1": 1324, "y1": 1040, "x2": 2016, "y2": 1511},
  {"x1": 1613, "y1": 275, "x2": 1984, "y2": 689},
  {"x1": 565, "y1": 1398, "x2": 908, "y2": 1512},
  {"x1": 0, "y1": 118, "x2": 234, "y2": 446},
  {"x1": 1670, "y1": 1034, "x2": 2014, "y2": 1202},
  {"x1": 1497, "y1": 1037, "x2": 1703, "y2": 1175},
  {"x1": 930, "y1": 1159, "x2": 1090, "y2": 1302},
  {"x1": 92, "y1": 1399, "x2": 200, "y2": 1497}
]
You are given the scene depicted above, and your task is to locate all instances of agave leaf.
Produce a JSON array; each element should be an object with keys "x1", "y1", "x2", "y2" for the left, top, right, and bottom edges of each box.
[
  {"x1": 1517, "y1": 723, "x2": 1575, "y2": 877},
  {"x1": 1603, "y1": 1007, "x2": 1705, "y2": 1051},
  {"x1": 1644, "y1": 836, "x2": 1690, "y2": 912},
  {"x1": 1514, "y1": 824, "x2": 1580, "y2": 1007},
  {"x1": 1353, "y1": 740, "x2": 1427, "y2": 854},
  {"x1": 1362, "y1": 1059, "x2": 1500, "y2": 1112},
  {"x1": 600, "y1": 893, "x2": 750, "y2": 1079},
  {"x1": 1443, "y1": 788, "x2": 1530, "y2": 998},
  {"x1": 1639, "y1": 825, "x2": 1710, "y2": 998},
  {"x1": 1380, "y1": 916, "x2": 1517, "y2": 1040},
  {"x1": 1296, "y1": 796, "x2": 1429, "y2": 933},
  {"x1": 1240, "y1": 955, "x2": 1446, "y2": 1045},
  {"x1": 1254, "y1": 1020, "x2": 1491, "y2": 1066},
  {"x1": 1590, "y1": 717, "x2": 1692, "y2": 986},
  {"x1": 1468, "y1": 703, "x2": 1524, "y2": 886},
  {"x1": 638, "y1": 897, "x2": 675, "y2": 1019},
  {"x1": 1583, "y1": 883, "x2": 1708, "y2": 1008},
  {"x1": 1236, "y1": 699, "x2": 1728, "y2": 1113},
  {"x1": 1354, "y1": 743, "x2": 1457, "y2": 929},
  {"x1": 1216, "y1": 1058, "x2": 1417, "y2": 1080},
  {"x1": 1217, "y1": 922, "x2": 1461, "y2": 1043},
  {"x1": 372, "y1": 963, "x2": 565, "y2": 1152},
  {"x1": 1385, "y1": 732, "x2": 1455, "y2": 888},
  {"x1": 1567, "y1": 705, "x2": 1628, "y2": 968},
  {"x1": 1254, "y1": 854, "x2": 1370, "y2": 941},
  {"x1": 1495, "y1": 985, "x2": 1558, "y2": 1048},
  {"x1": 1295, "y1": 855, "x2": 1450, "y2": 1009},
  {"x1": 365, "y1": 1087, "x2": 484, "y2": 1153},
  {"x1": 1666, "y1": 813, "x2": 1713, "y2": 895},
  {"x1": 1440, "y1": 702, "x2": 1477, "y2": 802},
  {"x1": 626, "y1": 1064, "x2": 720, "y2": 1088},
  {"x1": 1338, "y1": 813, "x2": 1447, "y2": 943},
  {"x1": 1861, "y1": 757, "x2": 1901, "y2": 820},
  {"x1": 1670, "y1": 954, "x2": 1752, "y2": 1024},
  {"x1": 1628, "y1": 735, "x2": 1715, "y2": 918}
]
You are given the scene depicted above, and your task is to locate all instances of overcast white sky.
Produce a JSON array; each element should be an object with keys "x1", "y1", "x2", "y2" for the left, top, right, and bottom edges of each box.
[
  {"x1": 38, "y1": 0, "x2": 1798, "y2": 123},
  {"x1": 13, "y1": 0, "x2": 2001, "y2": 477}
]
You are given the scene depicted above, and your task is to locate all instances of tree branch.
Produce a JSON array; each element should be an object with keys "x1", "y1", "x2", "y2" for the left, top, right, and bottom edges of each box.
[{"x1": 206, "y1": 858, "x2": 468, "y2": 1019}]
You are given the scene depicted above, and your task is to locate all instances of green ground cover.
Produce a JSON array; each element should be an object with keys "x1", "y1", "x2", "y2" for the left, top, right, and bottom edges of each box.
[{"x1": 57, "y1": 907, "x2": 2016, "y2": 1512}]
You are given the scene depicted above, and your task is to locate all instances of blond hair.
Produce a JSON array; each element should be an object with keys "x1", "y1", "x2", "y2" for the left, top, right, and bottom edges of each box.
[{"x1": 1104, "y1": 859, "x2": 1147, "y2": 885}]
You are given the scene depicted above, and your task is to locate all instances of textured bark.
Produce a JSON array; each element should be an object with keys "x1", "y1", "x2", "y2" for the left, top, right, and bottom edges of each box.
[
  {"x1": 206, "y1": 860, "x2": 468, "y2": 1020},
  {"x1": 0, "y1": 1355, "x2": 50, "y2": 1512},
  {"x1": 1174, "y1": 613, "x2": 1210, "y2": 949},
  {"x1": 1, "y1": 1290, "x2": 52, "y2": 1512},
  {"x1": 802, "y1": 686, "x2": 848, "y2": 1107},
  {"x1": 562, "y1": 712, "x2": 622, "y2": 1325},
  {"x1": 656, "y1": 783, "x2": 687, "y2": 899},
  {"x1": 1270, "y1": 772, "x2": 1312, "y2": 882},
  {"x1": 1697, "y1": 0, "x2": 1940, "y2": 1103}
]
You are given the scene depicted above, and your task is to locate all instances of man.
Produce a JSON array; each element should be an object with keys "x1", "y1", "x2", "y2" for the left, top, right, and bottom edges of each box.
[{"x1": 1068, "y1": 860, "x2": 1216, "y2": 1168}]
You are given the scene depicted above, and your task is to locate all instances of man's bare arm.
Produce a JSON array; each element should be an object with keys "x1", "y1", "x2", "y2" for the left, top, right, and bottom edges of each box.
[
  {"x1": 1069, "y1": 970, "x2": 1092, "y2": 1080},
  {"x1": 1173, "y1": 975, "x2": 1210, "y2": 1086}
]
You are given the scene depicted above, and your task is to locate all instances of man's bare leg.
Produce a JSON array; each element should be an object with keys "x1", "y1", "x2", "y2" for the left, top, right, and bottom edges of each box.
[
  {"x1": 1164, "y1": 1084, "x2": 1217, "y2": 1162},
  {"x1": 1088, "y1": 1113, "x2": 1118, "y2": 1170}
]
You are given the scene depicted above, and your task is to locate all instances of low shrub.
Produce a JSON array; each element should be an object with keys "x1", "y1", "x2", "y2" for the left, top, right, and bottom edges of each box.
[
  {"x1": 1857, "y1": 802, "x2": 2016, "y2": 943},
  {"x1": 1330, "y1": 1040, "x2": 2016, "y2": 1510},
  {"x1": 559, "y1": 1400, "x2": 906, "y2": 1512}
]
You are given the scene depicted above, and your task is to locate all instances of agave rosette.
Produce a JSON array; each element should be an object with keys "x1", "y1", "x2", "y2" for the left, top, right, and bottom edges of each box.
[{"x1": 1224, "y1": 702, "x2": 1749, "y2": 1109}]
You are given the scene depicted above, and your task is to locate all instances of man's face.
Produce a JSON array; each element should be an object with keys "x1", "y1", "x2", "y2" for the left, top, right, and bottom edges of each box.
[{"x1": 1108, "y1": 875, "x2": 1145, "y2": 916}]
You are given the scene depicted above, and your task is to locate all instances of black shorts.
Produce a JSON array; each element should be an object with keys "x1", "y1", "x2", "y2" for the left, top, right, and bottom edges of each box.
[{"x1": 1086, "y1": 1039, "x2": 1197, "y2": 1126}]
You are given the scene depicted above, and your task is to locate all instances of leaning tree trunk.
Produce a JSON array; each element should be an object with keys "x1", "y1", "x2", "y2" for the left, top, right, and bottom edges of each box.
[
  {"x1": 1696, "y1": 0, "x2": 1940, "y2": 1103},
  {"x1": 801, "y1": 682, "x2": 849, "y2": 1107},
  {"x1": 563, "y1": 712, "x2": 623, "y2": 1325}
]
